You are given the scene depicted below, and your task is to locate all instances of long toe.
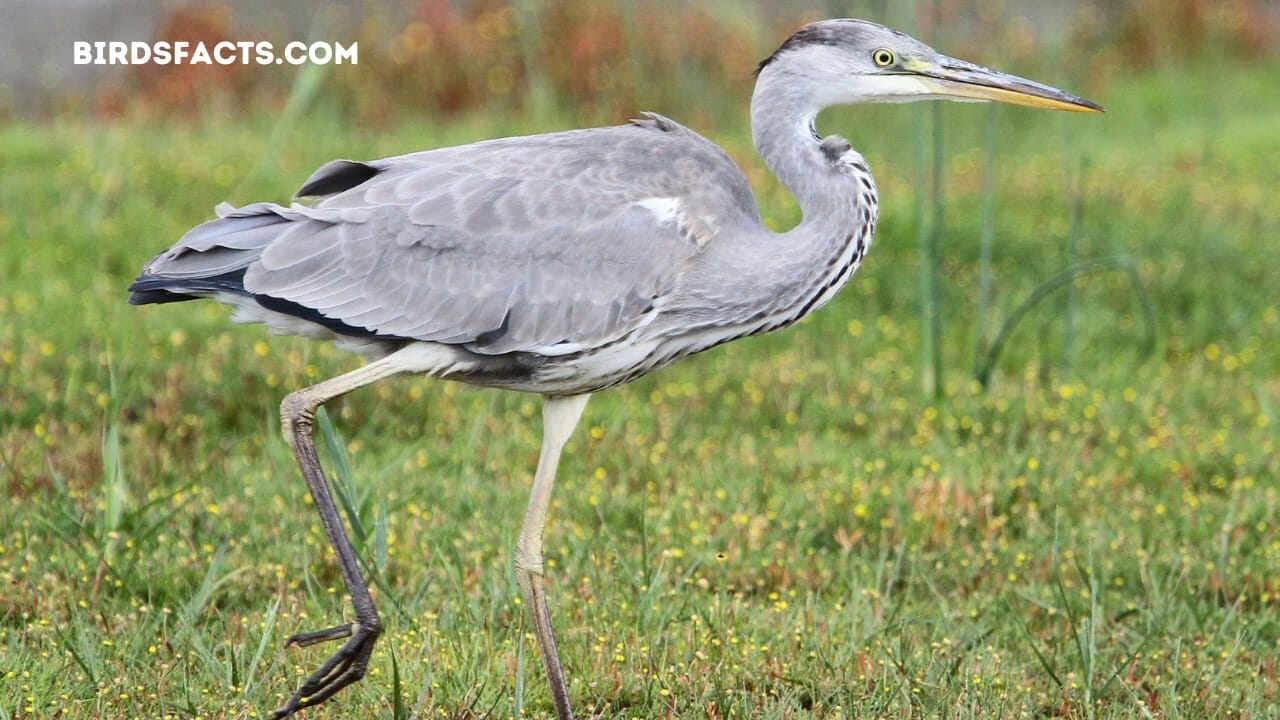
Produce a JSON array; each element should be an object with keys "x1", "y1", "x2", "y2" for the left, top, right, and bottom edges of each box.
[{"x1": 284, "y1": 622, "x2": 356, "y2": 648}]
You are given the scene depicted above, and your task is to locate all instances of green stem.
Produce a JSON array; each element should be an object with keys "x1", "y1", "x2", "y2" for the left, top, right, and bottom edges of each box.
[
  {"x1": 974, "y1": 105, "x2": 996, "y2": 376},
  {"x1": 976, "y1": 257, "x2": 1156, "y2": 387},
  {"x1": 1061, "y1": 123, "x2": 1081, "y2": 377},
  {"x1": 925, "y1": 102, "x2": 945, "y2": 398}
]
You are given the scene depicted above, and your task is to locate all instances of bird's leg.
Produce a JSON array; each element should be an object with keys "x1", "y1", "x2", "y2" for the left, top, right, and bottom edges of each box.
[
  {"x1": 269, "y1": 354, "x2": 411, "y2": 719},
  {"x1": 517, "y1": 394, "x2": 591, "y2": 720}
]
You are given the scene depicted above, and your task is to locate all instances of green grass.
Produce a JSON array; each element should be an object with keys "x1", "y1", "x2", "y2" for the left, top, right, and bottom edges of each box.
[{"x1": 2, "y1": 56, "x2": 1279, "y2": 719}]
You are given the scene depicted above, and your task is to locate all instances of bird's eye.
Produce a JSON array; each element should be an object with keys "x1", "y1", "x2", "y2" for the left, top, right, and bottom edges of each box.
[{"x1": 872, "y1": 49, "x2": 896, "y2": 67}]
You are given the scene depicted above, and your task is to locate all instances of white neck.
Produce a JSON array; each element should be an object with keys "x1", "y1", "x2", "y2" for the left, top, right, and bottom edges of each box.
[{"x1": 741, "y1": 64, "x2": 880, "y2": 327}]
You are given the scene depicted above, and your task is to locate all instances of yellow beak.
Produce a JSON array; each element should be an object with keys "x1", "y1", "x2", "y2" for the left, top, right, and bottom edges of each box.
[{"x1": 905, "y1": 56, "x2": 1103, "y2": 113}]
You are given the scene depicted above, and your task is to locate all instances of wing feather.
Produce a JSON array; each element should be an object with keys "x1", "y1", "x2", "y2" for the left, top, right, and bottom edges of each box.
[{"x1": 145, "y1": 117, "x2": 761, "y2": 355}]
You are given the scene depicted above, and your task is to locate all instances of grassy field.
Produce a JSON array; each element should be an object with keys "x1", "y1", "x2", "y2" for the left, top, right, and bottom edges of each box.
[{"x1": 2, "y1": 48, "x2": 1279, "y2": 720}]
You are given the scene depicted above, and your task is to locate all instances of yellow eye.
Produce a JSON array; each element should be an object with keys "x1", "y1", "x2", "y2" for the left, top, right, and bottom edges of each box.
[{"x1": 872, "y1": 48, "x2": 895, "y2": 67}]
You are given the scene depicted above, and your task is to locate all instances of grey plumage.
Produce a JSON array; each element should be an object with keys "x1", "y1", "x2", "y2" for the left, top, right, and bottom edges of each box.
[
  {"x1": 136, "y1": 114, "x2": 770, "y2": 374},
  {"x1": 132, "y1": 106, "x2": 871, "y2": 394},
  {"x1": 129, "y1": 18, "x2": 1100, "y2": 720}
]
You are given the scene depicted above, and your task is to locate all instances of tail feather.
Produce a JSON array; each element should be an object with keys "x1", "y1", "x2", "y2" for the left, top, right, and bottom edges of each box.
[
  {"x1": 128, "y1": 268, "x2": 249, "y2": 305},
  {"x1": 128, "y1": 203, "x2": 293, "y2": 305},
  {"x1": 129, "y1": 201, "x2": 397, "y2": 342}
]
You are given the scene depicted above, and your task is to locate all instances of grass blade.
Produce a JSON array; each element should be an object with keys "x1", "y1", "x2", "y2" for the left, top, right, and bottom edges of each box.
[
  {"x1": 976, "y1": 257, "x2": 1156, "y2": 387},
  {"x1": 243, "y1": 596, "x2": 281, "y2": 698},
  {"x1": 317, "y1": 407, "x2": 368, "y2": 546},
  {"x1": 1003, "y1": 595, "x2": 1063, "y2": 689}
]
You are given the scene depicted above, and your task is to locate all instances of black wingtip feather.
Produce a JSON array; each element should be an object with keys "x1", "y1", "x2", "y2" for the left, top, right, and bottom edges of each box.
[
  {"x1": 128, "y1": 289, "x2": 190, "y2": 305},
  {"x1": 128, "y1": 269, "x2": 250, "y2": 305},
  {"x1": 296, "y1": 160, "x2": 380, "y2": 198},
  {"x1": 252, "y1": 294, "x2": 398, "y2": 340},
  {"x1": 127, "y1": 265, "x2": 408, "y2": 341}
]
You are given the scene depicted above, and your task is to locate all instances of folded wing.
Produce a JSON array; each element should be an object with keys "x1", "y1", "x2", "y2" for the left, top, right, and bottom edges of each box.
[{"x1": 131, "y1": 115, "x2": 760, "y2": 356}]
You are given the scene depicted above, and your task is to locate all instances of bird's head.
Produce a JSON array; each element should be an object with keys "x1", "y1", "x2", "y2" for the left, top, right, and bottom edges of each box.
[{"x1": 756, "y1": 19, "x2": 1102, "y2": 113}]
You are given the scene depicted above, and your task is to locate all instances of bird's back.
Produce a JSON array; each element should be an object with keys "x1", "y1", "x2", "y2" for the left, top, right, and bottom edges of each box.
[{"x1": 131, "y1": 115, "x2": 768, "y2": 392}]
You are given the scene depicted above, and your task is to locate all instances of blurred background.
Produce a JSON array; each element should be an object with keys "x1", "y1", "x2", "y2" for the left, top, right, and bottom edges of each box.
[
  {"x1": 2, "y1": 1, "x2": 1279, "y2": 718},
  {"x1": 5, "y1": 0, "x2": 1278, "y2": 122}
]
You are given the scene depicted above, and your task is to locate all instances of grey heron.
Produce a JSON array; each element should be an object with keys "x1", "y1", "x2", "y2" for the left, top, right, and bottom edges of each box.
[{"x1": 129, "y1": 18, "x2": 1101, "y2": 720}]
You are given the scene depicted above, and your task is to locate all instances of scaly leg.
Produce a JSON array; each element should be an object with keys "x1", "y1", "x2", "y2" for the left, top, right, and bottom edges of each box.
[
  {"x1": 516, "y1": 394, "x2": 591, "y2": 720},
  {"x1": 270, "y1": 348, "x2": 428, "y2": 719}
]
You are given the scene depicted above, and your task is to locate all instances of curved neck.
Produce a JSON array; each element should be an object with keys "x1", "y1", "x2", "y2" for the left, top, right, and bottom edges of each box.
[
  {"x1": 732, "y1": 65, "x2": 877, "y2": 327},
  {"x1": 750, "y1": 68, "x2": 863, "y2": 228}
]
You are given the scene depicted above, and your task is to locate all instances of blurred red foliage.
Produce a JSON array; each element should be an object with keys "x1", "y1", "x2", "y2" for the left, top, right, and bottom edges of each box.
[
  {"x1": 99, "y1": 5, "x2": 258, "y2": 118},
  {"x1": 94, "y1": 0, "x2": 1278, "y2": 123}
]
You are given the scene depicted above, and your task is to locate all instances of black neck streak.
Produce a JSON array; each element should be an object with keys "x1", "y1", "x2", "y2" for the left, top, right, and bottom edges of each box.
[{"x1": 819, "y1": 135, "x2": 853, "y2": 165}]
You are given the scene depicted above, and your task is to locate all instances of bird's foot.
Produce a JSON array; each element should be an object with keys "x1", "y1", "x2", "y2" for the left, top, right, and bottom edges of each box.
[{"x1": 271, "y1": 620, "x2": 381, "y2": 719}]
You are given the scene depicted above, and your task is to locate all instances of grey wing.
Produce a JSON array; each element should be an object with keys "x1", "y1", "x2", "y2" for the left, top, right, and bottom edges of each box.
[{"x1": 240, "y1": 116, "x2": 760, "y2": 355}]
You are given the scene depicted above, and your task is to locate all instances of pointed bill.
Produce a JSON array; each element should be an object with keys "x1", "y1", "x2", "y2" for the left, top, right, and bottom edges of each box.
[{"x1": 904, "y1": 56, "x2": 1104, "y2": 113}]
